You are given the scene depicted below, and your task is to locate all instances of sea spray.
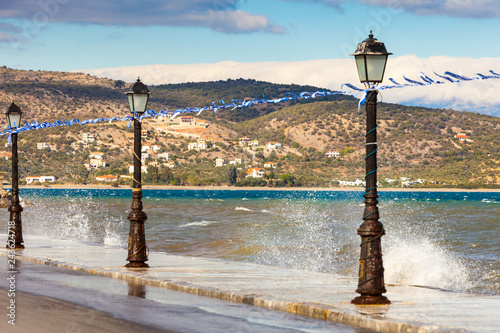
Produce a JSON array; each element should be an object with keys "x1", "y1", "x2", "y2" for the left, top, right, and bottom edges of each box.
[
  {"x1": 21, "y1": 194, "x2": 127, "y2": 246},
  {"x1": 384, "y1": 237, "x2": 471, "y2": 292},
  {"x1": 255, "y1": 198, "x2": 360, "y2": 274},
  {"x1": 0, "y1": 188, "x2": 496, "y2": 295}
]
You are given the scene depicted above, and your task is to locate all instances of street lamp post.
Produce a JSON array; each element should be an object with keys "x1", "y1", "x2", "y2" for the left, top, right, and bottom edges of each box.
[
  {"x1": 5, "y1": 102, "x2": 24, "y2": 249},
  {"x1": 125, "y1": 78, "x2": 151, "y2": 268},
  {"x1": 350, "y1": 32, "x2": 391, "y2": 305}
]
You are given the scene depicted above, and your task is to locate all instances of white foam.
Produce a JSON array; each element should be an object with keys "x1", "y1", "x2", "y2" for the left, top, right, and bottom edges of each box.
[
  {"x1": 235, "y1": 207, "x2": 253, "y2": 212},
  {"x1": 179, "y1": 221, "x2": 215, "y2": 228},
  {"x1": 384, "y1": 237, "x2": 471, "y2": 292}
]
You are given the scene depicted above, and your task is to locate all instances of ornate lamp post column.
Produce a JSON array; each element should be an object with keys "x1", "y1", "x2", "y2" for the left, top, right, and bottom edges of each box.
[
  {"x1": 350, "y1": 32, "x2": 391, "y2": 305},
  {"x1": 5, "y1": 103, "x2": 24, "y2": 249},
  {"x1": 125, "y1": 79, "x2": 151, "y2": 268}
]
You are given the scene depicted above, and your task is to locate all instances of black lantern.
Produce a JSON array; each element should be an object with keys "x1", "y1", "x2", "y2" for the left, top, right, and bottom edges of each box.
[
  {"x1": 351, "y1": 31, "x2": 391, "y2": 84},
  {"x1": 126, "y1": 78, "x2": 151, "y2": 114},
  {"x1": 6, "y1": 102, "x2": 22, "y2": 129}
]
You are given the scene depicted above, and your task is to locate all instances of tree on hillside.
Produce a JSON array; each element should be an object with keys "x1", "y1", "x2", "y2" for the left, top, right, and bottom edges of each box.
[{"x1": 226, "y1": 166, "x2": 237, "y2": 185}]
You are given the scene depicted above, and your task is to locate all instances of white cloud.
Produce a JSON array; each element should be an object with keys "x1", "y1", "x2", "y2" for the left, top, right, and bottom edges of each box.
[
  {"x1": 0, "y1": 0, "x2": 285, "y2": 34},
  {"x1": 285, "y1": 0, "x2": 500, "y2": 18},
  {"x1": 361, "y1": 0, "x2": 500, "y2": 18},
  {"x1": 76, "y1": 55, "x2": 500, "y2": 117}
]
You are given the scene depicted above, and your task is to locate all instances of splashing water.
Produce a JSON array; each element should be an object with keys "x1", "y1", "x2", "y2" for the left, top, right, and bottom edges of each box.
[
  {"x1": 21, "y1": 194, "x2": 127, "y2": 247},
  {"x1": 384, "y1": 237, "x2": 471, "y2": 292},
  {"x1": 1, "y1": 188, "x2": 497, "y2": 295}
]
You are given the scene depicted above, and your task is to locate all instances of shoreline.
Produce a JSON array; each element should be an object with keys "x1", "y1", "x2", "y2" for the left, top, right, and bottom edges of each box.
[{"x1": 12, "y1": 184, "x2": 500, "y2": 192}]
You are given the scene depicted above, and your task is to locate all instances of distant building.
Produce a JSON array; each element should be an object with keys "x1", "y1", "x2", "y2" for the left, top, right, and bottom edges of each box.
[
  {"x1": 455, "y1": 133, "x2": 473, "y2": 142},
  {"x1": 0, "y1": 152, "x2": 12, "y2": 160},
  {"x1": 249, "y1": 140, "x2": 260, "y2": 147},
  {"x1": 158, "y1": 152, "x2": 169, "y2": 161},
  {"x1": 181, "y1": 116, "x2": 195, "y2": 125},
  {"x1": 325, "y1": 150, "x2": 340, "y2": 158},
  {"x1": 37, "y1": 142, "x2": 51, "y2": 150},
  {"x1": 266, "y1": 141, "x2": 282, "y2": 149},
  {"x1": 239, "y1": 137, "x2": 251, "y2": 146},
  {"x1": 246, "y1": 168, "x2": 265, "y2": 178},
  {"x1": 264, "y1": 162, "x2": 277, "y2": 169},
  {"x1": 230, "y1": 158, "x2": 244, "y2": 165},
  {"x1": 96, "y1": 175, "x2": 118, "y2": 182},
  {"x1": 26, "y1": 176, "x2": 56, "y2": 184},
  {"x1": 338, "y1": 179, "x2": 365, "y2": 187},
  {"x1": 215, "y1": 158, "x2": 227, "y2": 167},
  {"x1": 89, "y1": 159, "x2": 106, "y2": 168}
]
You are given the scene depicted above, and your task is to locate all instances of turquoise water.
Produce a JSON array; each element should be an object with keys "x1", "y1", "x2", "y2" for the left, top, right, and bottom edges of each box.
[{"x1": 1, "y1": 188, "x2": 499, "y2": 295}]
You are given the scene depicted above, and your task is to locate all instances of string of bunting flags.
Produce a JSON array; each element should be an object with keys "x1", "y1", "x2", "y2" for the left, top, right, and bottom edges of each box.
[{"x1": 1, "y1": 70, "x2": 499, "y2": 143}]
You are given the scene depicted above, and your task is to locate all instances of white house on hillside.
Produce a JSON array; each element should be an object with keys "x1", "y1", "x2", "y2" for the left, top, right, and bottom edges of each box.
[
  {"x1": 246, "y1": 168, "x2": 264, "y2": 178},
  {"x1": 249, "y1": 140, "x2": 260, "y2": 147},
  {"x1": 26, "y1": 176, "x2": 56, "y2": 184},
  {"x1": 338, "y1": 179, "x2": 365, "y2": 187},
  {"x1": 229, "y1": 158, "x2": 243, "y2": 165},
  {"x1": 89, "y1": 159, "x2": 106, "y2": 168},
  {"x1": 325, "y1": 150, "x2": 340, "y2": 158},
  {"x1": 239, "y1": 137, "x2": 251, "y2": 146},
  {"x1": 188, "y1": 142, "x2": 208, "y2": 150},
  {"x1": 158, "y1": 152, "x2": 169, "y2": 161},
  {"x1": 264, "y1": 162, "x2": 277, "y2": 169},
  {"x1": 266, "y1": 141, "x2": 282, "y2": 149},
  {"x1": 215, "y1": 158, "x2": 227, "y2": 167},
  {"x1": 96, "y1": 175, "x2": 118, "y2": 182}
]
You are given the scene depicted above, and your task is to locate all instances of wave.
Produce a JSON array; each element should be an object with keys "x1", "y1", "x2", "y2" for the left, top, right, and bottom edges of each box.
[
  {"x1": 179, "y1": 221, "x2": 215, "y2": 228},
  {"x1": 235, "y1": 207, "x2": 253, "y2": 212}
]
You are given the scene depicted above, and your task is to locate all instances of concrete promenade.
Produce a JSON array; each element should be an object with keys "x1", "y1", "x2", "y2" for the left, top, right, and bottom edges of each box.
[{"x1": 2, "y1": 237, "x2": 498, "y2": 332}]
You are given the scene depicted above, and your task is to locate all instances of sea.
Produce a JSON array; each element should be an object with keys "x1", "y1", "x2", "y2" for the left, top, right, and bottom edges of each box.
[{"x1": 1, "y1": 188, "x2": 498, "y2": 296}]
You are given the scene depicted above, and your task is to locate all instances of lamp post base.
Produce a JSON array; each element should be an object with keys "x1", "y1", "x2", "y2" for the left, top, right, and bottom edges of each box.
[
  {"x1": 125, "y1": 262, "x2": 149, "y2": 268},
  {"x1": 352, "y1": 294, "x2": 390, "y2": 305},
  {"x1": 6, "y1": 244, "x2": 24, "y2": 249}
]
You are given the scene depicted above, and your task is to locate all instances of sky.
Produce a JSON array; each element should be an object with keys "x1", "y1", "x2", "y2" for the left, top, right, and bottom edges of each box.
[{"x1": 1, "y1": 0, "x2": 500, "y2": 115}]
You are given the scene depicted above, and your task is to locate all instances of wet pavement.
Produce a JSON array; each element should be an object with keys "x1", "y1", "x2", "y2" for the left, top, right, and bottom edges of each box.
[
  {"x1": 2, "y1": 236, "x2": 499, "y2": 332},
  {"x1": 1, "y1": 259, "x2": 366, "y2": 332}
]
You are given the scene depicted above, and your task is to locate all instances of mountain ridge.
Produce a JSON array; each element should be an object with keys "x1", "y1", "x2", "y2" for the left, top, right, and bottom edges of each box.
[{"x1": 0, "y1": 67, "x2": 499, "y2": 188}]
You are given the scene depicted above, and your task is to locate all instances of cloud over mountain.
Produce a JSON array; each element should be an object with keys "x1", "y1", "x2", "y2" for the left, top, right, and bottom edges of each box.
[{"x1": 77, "y1": 55, "x2": 500, "y2": 117}]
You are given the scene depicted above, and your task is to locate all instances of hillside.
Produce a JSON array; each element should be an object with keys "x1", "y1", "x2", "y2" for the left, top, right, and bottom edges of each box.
[{"x1": 0, "y1": 67, "x2": 498, "y2": 188}]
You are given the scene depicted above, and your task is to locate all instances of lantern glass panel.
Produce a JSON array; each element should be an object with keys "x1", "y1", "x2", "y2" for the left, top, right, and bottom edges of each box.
[
  {"x1": 132, "y1": 93, "x2": 149, "y2": 114},
  {"x1": 355, "y1": 55, "x2": 367, "y2": 82},
  {"x1": 7, "y1": 113, "x2": 21, "y2": 128},
  {"x1": 365, "y1": 54, "x2": 388, "y2": 83}
]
